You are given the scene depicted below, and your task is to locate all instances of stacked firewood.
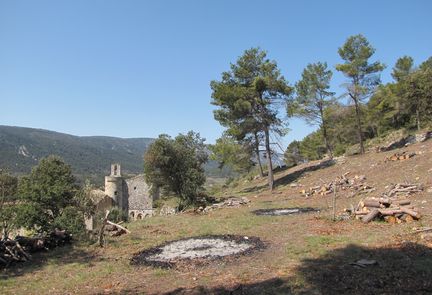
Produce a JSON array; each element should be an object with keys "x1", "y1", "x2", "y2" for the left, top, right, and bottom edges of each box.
[
  {"x1": 385, "y1": 151, "x2": 416, "y2": 162},
  {"x1": 300, "y1": 172, "x2": 375, "y2": 198},
  {"x1": 382, "y1": 183, "x2": 423, "y2": 198},
  {"x1": 350, "y1": 197, "x2": 420, "y2": 223},
  {"x1": 0, "y1": 229, "x2": 72, "y2": 268},
  {"x1": 0, "y1": 240, "x2": 31, "y2": 266},
  {"x1": 199, "y1": 197, "x2": 251, "y2": 213}
]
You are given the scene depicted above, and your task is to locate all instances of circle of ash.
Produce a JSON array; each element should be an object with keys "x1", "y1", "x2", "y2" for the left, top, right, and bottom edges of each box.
[{"x1": 131, "y1": 235, "x2": 264, "y2": 268}]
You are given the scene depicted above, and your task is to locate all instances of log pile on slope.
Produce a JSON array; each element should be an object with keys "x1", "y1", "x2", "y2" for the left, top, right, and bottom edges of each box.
[
  {"x1": 0, "y1": 229, "x2": 72, "y2": 268},
  {"x1": 98, "y1": 210, "x2": 131, "y2": 247},
  {"x1": 300, "y1": 172, "x2": 375, "y2": 198},
  {"x1": 197, "y1": 197, "x2": 251, "y2": 213},
  {"x1": 345, "y1": 183, "x2": 424, "y2": 223},
  {"x1": 352, "y1": 197, "x2": 420, "y2": 223},
  {"x1": 381, "y1": 183, "x2": 423, "y2": 198},
  {"x1": 385, "y1": 151, "x2": 416, "y2": 162}
]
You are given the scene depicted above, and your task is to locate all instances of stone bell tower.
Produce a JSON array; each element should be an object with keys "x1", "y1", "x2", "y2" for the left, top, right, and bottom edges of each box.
[{"x1": 104, "y1": 163, "x2": 124, "y2": 208}]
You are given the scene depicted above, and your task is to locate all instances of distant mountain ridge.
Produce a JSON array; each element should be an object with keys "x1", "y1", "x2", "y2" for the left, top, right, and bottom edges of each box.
[
  {"x1": 0, "y1": 125, "x2": 229, "y2": 184},
  {"x1": 0, "y1": 125, "x2": 154, "y2": 183}
]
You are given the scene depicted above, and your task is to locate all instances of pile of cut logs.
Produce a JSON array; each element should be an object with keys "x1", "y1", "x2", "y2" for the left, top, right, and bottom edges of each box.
[
  {"x1": 381, "y1": 183, "x2": 423, "y2": 198},
  {"x1": 300, "y1": 172, "x2": 375, "y2": 198},
  {"x1": 98, "y1": 210, "x2": 131, "y2": 247},
  {"x1": 0, "y1": 229, "x2": 72, "y2": 268},
  {"x1": 352, "y1": 196, "x2": 420, "y2": 223},
  {"x1": 197, "y1": 197, "x2": 251, "y2": 213},
  {"x1": 385, "y1": 151, "x2": 416, "y2": 162}
]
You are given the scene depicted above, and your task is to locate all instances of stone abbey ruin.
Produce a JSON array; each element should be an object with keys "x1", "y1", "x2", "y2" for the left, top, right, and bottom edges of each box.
[{"x1": 85, "y1": 163, "x2": 158, "y2": 230}]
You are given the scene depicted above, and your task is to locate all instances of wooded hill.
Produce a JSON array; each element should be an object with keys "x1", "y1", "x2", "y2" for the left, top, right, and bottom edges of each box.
[{"x1": 0, "y1": 125, "x2": 230, "y2": 184}]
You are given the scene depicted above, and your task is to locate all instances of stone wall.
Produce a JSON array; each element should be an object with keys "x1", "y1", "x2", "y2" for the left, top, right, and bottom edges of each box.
[{"x1": 125, "y1": 175, "x2": 153, "y2": 211}]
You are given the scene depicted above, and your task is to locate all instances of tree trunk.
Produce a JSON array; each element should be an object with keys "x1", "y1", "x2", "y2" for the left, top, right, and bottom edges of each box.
[
  {"x1": 353, "y1": 98, "x2": 365, "y2": 154},
  {"x1": 416, "y1": 108, "x2": 421, "y2": 131},
  {"x1": 321, "y1": 121, "x2": 333, "y2": 159},
  {"x1": 362, "y1": 208, "x2": 380, "y2": 223},
  {"x1": 264, "y1": 127, "x2": 274, "y2": 191},
  {"x1": 254, "y1": 132, "x2": 264, "y2": 177},
  {"x1": 98, "y1": 210, "x2": 110, "y2": 247},
  {"x1": 319, "y1": 103, "x2": 333, "y2": 158}
]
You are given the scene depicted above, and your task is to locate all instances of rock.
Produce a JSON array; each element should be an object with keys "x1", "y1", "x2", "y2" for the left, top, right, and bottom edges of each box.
[
  {"x1": 377, "y1": 137, "x2": 409, "y2": 152},
  {"x1": 159, "y1": 205, "x2": 177, "y2": 216},
  {"x1": 415, "y1": 131, "x2": 432, "y2": 142},
  {"x1": 345, "y1": 144, "x2": 361, "y2": 156}
]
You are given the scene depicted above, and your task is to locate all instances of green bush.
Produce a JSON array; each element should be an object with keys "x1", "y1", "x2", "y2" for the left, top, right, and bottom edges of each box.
[
  {"x1": 52, "y1": 206, "x2": 86, "y2": 238},
  {"x1": 107, "y1": 208, "x2": 128, "y2": 223}
]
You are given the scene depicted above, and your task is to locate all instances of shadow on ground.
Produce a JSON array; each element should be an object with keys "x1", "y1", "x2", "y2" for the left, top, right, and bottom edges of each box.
[
  {"x1": 242, "y1": 159, "x2": 335, "y2": 193},
  {"x1": 0, "y1": 244, "x2": 96, "y2": 279},
  {"x1": 115, "y1": 242, "x2": 432, "y2": 295},
  {"x1": 296, "y1": 242, "x2": 432, "y2": 295}
]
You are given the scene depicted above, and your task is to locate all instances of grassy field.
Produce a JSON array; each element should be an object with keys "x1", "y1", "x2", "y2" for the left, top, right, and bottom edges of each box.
[{"x1": 1, "y1": 140, "x2": 432, "y2": 294}]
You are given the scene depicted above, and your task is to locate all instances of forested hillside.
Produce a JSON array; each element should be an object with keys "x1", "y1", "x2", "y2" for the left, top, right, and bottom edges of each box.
[{"x1": 0, "y1": 126, "x2": 230, "y2": 184}]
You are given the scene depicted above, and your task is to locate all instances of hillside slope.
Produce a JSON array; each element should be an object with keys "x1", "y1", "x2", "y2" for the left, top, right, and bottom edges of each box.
[
  {"x1": 1, "y1": 137, "x2": 432, "y2": 294},
  {"x1": 0, "y1": 125, "x2": 229, "y2": 183}
]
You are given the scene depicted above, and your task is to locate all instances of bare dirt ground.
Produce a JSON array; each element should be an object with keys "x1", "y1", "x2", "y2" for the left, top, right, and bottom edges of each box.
[{"x1": 1, "y1": 140, "x2": 432, "y2": 294}]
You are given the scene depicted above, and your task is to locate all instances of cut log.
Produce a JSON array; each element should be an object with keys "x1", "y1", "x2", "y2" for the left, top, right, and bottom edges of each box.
[
  {"x1": 400, "y1": 207, "x2": 421, "y2": 219},
  {"x1": 394, "y1": 199, "x2": 411, "y2": 206},
  {"x1": 15, "y1": 242, "x2": 31, "y2": 261},
  {"x1": 106, "y1": 220, "x2": 131, "y2": 234},
  {"x1": 379, "y1": 209, "x2": 403, "y2": 216},
  {"x1": 363, "y1": 200, "x2": 382, "y2": 208},
  {"x1": 378, "y1": 198, "x2": 392, "y2": 206},
  {"x1": 15, "y1": 236, "x2": 47, "y2": 252},
  {"x1": 384, "y1": 216, "x2": 397, "y2": 224},
  {"x1": 405, "y1": 214, "x2": 415, "y2": 223},
  {"x1": 362, "y1": 209, "x2": 380, "y2": 223}
]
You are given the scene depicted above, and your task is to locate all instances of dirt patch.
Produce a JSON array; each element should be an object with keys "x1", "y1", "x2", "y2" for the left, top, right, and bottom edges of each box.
[
  {"x1": 252, "y1": 207, "x2": 319, "y2": 216},
  {"x1": 130, "y1": 235, "x2": 265, "y2": 268}
]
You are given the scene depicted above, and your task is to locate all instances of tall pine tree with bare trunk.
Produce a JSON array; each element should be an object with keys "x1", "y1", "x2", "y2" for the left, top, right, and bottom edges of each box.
[
  {"x1": 211, "y1": 48, "x2": 292, "y2": 191},
  {"x1": 336, "y1": 34, "x2": 385, "y2": 154},
  {"x1": 288, "y1": 62, "x2": 335, "y2": 158}
]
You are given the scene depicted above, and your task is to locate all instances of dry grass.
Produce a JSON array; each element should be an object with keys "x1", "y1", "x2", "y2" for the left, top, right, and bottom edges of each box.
[{"x1": 1, "y1": 140, "x2": 432, "y2": 294}]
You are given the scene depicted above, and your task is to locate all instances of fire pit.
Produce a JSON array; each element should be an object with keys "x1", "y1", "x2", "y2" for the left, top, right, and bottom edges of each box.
[
  {"x1": 252, "y1": 207, "x2": 318, "y2": 216},
  {"x1": 131, "y1": 235, "x2": 264, "y2": 268}
]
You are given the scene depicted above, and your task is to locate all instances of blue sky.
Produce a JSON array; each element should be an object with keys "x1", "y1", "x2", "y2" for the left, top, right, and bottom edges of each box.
[{"x1": 1, "y1": 0, "x2": 431, "y2": 148}]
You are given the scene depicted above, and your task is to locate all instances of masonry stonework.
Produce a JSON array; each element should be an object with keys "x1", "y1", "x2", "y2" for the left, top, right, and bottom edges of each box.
[{"x1": 104, "y1": 163, "x2": 157, "y2": 220}]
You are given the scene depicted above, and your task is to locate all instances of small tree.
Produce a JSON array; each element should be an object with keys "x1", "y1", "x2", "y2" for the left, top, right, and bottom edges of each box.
[
  {"x1": 392, "y1": 56, "x2": 414, "y2": 82},
  {"x1": 283, "y1": 140, "x2": 304, "y2": 167},
  {"x1": 210, "y1": 134, "x2": 254, "y2": 173},
  {"x1": 0, "y1": 170, "x2": 18, "y2": 239},
  {"x1": 403, "y1": 67, "x2": 432, "y2": 130},
  {"x1": 144, "y1": 131, "x2": 208, "y2": 209},
  {"x1": 17, "y1": 155, "x2": 90, "y2": 235},
  {"x1": 336, "y1": 34, "x2": 385, "y2": 154},
  {"x1": 289, "y1": 62, "x2": 335, "y2": 157}
]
